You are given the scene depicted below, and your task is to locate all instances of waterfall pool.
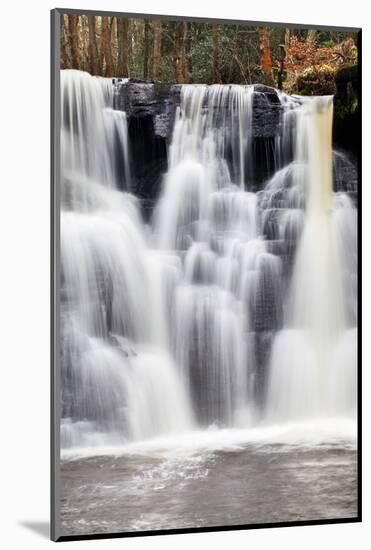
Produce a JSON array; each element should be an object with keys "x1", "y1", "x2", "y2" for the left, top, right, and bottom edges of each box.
[{"x1": 61, "y1": 439, "x2": 357, "y2": 535}]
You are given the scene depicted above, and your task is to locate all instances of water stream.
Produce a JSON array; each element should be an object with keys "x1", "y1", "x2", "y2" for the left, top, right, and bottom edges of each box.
[{"x1": 60, "y1": 70, "x2": 357, "y2": 453}]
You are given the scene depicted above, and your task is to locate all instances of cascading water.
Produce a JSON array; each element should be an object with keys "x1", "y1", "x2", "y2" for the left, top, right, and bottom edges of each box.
[
  {"x1": 60, "y1": 70, "x2": 193, "y2": 450},
  {"x1": 60, "y1": 71, "x2": 357, "y2": 454},
  {"x1": 266, "y1": 96, "x2": 357, "y2": 421}
]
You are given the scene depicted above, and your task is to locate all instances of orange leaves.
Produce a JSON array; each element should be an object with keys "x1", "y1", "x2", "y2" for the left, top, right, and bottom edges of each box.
[{"x1": 282, "y1": 35, "x2": 354, "y2": 75}]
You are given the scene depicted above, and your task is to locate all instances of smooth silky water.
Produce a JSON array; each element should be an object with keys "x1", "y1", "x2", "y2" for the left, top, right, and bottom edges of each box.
[{"x1": 59, "y1": 71, "x2": 358, "y2": 535}]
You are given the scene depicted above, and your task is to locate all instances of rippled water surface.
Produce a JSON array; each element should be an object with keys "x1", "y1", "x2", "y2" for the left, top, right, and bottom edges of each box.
[{"x1": 61, "y1": 443, "x2": 357, "y2": 536}]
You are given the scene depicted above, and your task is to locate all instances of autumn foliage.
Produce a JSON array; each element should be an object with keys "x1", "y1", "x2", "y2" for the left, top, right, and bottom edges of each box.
[
  {"x1": 282, "y1": 35, "x2": 357, "y2": 93},
  {"x1": 60, "y1": 15, "x2": 358, "y2": 91}
]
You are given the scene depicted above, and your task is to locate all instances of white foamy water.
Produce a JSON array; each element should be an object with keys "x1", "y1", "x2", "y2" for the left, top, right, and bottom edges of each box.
[
  {"x1": 265, "y1": 97, "x2": 357, "y2": 422},
  {"x1": 60, "y1": 71, "x2": 357, "y2": 457}
]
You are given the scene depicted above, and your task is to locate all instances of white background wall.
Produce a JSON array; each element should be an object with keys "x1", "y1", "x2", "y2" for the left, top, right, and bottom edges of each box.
[{"x1": 1, "y1": 0, "x2": 368, "y2": 548}]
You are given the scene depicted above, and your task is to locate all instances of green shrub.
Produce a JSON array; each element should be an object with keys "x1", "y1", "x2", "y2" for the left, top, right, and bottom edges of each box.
[{"x1": 296, "y1": 65, "x2": 336, "y2": 95}]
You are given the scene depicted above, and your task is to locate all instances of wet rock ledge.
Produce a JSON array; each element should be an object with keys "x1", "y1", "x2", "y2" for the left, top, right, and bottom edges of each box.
[{"x1": 113, "y1": 79, "x2": 282, "y2": 213}]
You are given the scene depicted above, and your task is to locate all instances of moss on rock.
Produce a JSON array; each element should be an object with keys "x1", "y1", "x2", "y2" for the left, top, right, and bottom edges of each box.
[
  {"x1": 333, "y1": 63, "x2": 359, "y2": 154},
  {"x1": 296, "y1": 65, "x2": 336, "y2": 95}
]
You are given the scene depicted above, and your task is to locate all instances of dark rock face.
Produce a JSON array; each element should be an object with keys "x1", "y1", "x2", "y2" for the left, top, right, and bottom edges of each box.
[
  {"x1": 114, "y1": 80, "x2": 181, "y2": 217},
  {"x1": 114, "y1": 80, "x2": 180, "y2": 140},
  {"x1": 333, "y1": 64, "x2": 359, "y2": 156},
  {"x1": 115, "y1": 80, "x2": 281, "y2": 142},
  {"x1": 114, "y1": 79, "x2": 357, "y2": 210},
  {"x1": 250, "y1": 90, "x2": 281, "y2": 185},
  {"x1": 252, "y1": 88, "x2": 281, "y2": 139},
  {"x1": 114, "y1": 80, "x2": 283, "y2": 210},
  {"x1": 333, "y1": 150, "x2": 358, "y2": 206},
  {"x1": 126, "y1": 113, "x2": 168, "y2": 218}
]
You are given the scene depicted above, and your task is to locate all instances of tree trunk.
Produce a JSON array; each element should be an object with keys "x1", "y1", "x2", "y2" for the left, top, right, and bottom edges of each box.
[
  {"x1": 87, "y1": 17, "x2": 99, "y2": 75},
  {"x1": 284, "y1": 28, "x2": 290, "y2": 48},
  {"x1": 67, "y1": 15, "x2": 80, "y2": 69},
  {"x1": 143, "y1": 20, "x2": 150, "y2": 79},
  {"x1": 185, "y1": 23, "x2": 193, "y2": 78},
  {"x1": 228, "y1": 25, "x2": 239, "y2": 82},
  {"x1": 151, "y1": 20, "x2": 162, "y2": 80},
  {"x1": 174, "y1": 22, "x2": 186, "y2": 84},
  {"x1": 307, "y1": 29, "x2": 317, "y2": 44},
  {"x1": 182, "y1": 23, "x2": 188, "y2": 82},
  {"x1": 277, "y1": 28, "x2": 290, "y2": 90},
  {"x1": 101, "y1": 16, "x2": 114, "y2": 77},
  {"x1": 61, "y1": 17, "x2": 70, "y2": 69},
  {"x1": 212, "y1": 25, "x2": 221, "y2": 83},
  {"x1": 258, "y1": 27, "x2": 272, "y2": 82},
  {"x1": 127, "y1": 20, "x2": 133, "y2": 72},
  {"x1": 277, "y1": 51, "x2": 285, "y2": 90},
  {"x1": 117, "y1": 17, "x2": 130, "y2": 77}
]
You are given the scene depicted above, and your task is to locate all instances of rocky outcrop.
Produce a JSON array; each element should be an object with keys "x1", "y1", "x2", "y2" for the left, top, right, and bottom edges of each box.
[
  {"x1": 113, "y1": 80, "x2": 283, "y2": 214},
  {"x1": 114, "y1": 79, "x2": 358, "y2": 214},
  {"x1": 114, "y1": 79, "x2": 281, "y2": 142},
  {"x1": 252, "y1": 84, "x2": 281, "y2": 139},
  {"x1": 114, "y1": 79, "x2": 180, "y2": 140},
  {"x1": 113, "y1": 79, "x2": 180, "y2": 217},
  {"x1": 333, "y1": 64, "x2": 359, "y2": 156}
]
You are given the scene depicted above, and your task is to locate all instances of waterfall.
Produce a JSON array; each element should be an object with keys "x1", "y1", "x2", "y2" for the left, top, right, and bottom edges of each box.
[
  {"x1": 266, "y1": 97, "x2": 357, "y2": 421},
  {"x1": 167, "y1": 85, "x2": 254, "y2": 189},
  {"x1": 60, "y1": 70, "x2": 193, "y2": 450},
  {"x1": 60, "y1": 70, "x2": 357, "y2": 452}
]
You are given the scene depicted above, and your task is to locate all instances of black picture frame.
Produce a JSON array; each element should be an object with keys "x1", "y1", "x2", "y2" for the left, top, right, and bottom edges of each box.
[{"x1": 51, "y1": 8, "x2": 362, "y2": 542}]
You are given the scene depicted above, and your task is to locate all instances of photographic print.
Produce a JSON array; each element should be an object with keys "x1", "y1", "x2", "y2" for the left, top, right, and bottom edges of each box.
[{"x1": 51, "y1": 9, "x2": 360, "y2": 541}]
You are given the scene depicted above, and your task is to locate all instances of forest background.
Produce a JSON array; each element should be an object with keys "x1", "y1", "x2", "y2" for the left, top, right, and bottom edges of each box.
[{"x1": 61, "y1": 14, "x2": 358, "y2": 96}]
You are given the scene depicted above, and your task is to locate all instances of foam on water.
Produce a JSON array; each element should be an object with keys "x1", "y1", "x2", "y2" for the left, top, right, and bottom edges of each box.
[
  {"x1": 61, "y1": 418, "x2": 356, "y2": 460},
  {"x1": 60, "y1": 71, "x2": 357, "y2": 456}
]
